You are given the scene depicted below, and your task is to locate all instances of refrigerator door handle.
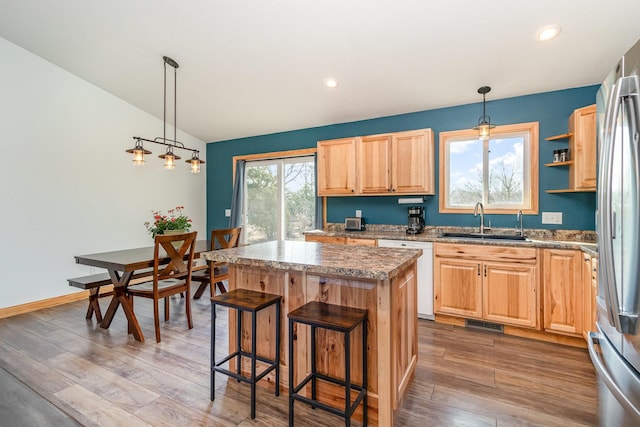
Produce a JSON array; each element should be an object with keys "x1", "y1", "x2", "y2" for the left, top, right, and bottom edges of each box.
[
  {"x1": 588, "y1": 331, "x2": 640, "y2": 422},
  {"x1": 600, "y1": 79, "x2": 624, "y2": 331}
]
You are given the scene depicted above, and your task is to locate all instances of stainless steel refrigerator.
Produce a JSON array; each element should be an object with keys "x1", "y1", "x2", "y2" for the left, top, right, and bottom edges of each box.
[{"x1": 589, "y1": 37, "x2": 640, "y2": 426}]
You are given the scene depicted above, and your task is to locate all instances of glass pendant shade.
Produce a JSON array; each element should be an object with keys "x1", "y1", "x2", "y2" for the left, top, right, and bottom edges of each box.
[
  {"x1": 125, "y1": 139, "x2": 152, "y2": 166},
  {"x1": 473, "y1": 86, "x2": 496, "y2": 141},
  {"x1": 185, "y1": 151, "x2": 205, "y2": 174},
  {"x1": 476, "y1": 120, "x2": 493, "y2": 141},
  {"x1": 159, "y1": 148, "x2": 180, "y2": 170}
]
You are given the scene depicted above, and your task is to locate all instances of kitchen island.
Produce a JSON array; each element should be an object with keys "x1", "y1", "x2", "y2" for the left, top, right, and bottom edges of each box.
[{"x1": 201, "y1": 240, "x2": 421, "y2": 426}]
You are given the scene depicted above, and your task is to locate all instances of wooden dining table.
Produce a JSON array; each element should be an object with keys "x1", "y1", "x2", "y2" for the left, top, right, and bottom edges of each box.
[{"x1": 74, "y1": 240, "x2": 210, "y2": 342}]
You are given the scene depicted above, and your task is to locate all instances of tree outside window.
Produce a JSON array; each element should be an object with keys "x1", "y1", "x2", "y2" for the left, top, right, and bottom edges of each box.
[{"x1": 244, "y1": 156, "x2": 315, "y2": 244}]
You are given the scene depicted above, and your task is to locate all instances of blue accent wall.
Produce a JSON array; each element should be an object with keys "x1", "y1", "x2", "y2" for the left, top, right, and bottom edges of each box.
[{"x1": 206, "y1": 85, "x2": 598, "y2": 233}]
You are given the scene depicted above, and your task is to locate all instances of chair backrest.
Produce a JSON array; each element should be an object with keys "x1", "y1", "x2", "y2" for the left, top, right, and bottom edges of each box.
[
  {"x1": 154, "y1": 231, "x2": 198, "y2": 283},
  {"x1": 210, "y1": 227, "x2": 242, "y2": 251}
]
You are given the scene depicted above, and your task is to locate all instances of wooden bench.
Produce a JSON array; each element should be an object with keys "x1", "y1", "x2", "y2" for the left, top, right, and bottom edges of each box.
[
  {"x1": 68, "y1": 269, "x2": 154, "y2": 322},
  {"x1": 68, "y1": 264, "x2": 208, "y2": 322}
]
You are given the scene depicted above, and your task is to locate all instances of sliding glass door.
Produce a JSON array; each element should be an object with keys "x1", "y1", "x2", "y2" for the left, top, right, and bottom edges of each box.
[{"x1": 243, "y1": 156, "x2": 315, "y2": 244}]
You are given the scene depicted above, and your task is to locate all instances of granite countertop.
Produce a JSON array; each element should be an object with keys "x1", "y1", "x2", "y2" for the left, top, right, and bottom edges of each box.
[
  {"x1": 305, "y1": 226, "x2": 598, "y2": 254},
  {"x1": 201, "y1": 240, "x2": 422, "y2": 280}
]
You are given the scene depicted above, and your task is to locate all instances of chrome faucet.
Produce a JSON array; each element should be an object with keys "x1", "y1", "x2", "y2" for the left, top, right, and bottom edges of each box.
[
  {"x1": 516, "y1": 210, "x2": 524, "y2": 236},
  {"x1": 473, "y1": 202, "x2": 485, "y2": 234}
]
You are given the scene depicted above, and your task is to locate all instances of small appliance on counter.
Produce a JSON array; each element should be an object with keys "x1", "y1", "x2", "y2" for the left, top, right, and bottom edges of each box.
[
  {"x1": 345, "y1": 216, "x2": 365, "y2": 231},
  {"x1": 406, "y1": 206, "x2": 425, "y2": 234}
]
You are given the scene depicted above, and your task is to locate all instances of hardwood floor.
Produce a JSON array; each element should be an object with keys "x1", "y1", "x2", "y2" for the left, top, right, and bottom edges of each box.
[{"x1": 0, "y1": 292, "x2": 598, "y2": 426}]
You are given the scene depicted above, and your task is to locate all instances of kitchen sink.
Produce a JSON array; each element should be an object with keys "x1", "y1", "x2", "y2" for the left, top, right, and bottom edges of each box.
[{"x1": 438, "y1": 232, "x2": 527, "y2": 241}]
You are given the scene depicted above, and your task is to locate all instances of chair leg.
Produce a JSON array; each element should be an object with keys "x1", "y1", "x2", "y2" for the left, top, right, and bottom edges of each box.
[
  {"x1": 186, "y1": 286, "x2": 193, "y2": 330},
  {"x1": 193, "y1": 281, "x2": 209, "y2": 299},
  {"x1": 216, "y1": 281, "x2": 227, "y2": 294},
  {"x1": 153, "y1": 299, "x2": 161, "y2": 343},
  {"x1": 164, "y1": 297, "x2": 170, "y2": 321}
]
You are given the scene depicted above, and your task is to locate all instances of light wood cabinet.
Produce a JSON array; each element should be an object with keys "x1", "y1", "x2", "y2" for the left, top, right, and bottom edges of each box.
[
  {"x1": 358, "y1": 129, "x2": 435, "y2": 195},
  {"x1": 317, "y1": 137, "x2": 357, "y2": 196},
  {"x1": 391, "y1": 129, "x2": 435, "y2": 194},
  {"x1": 543, "y1": 248, "x2": 583, "y2": 336},
  {"x1": 305, "y1": 234, "x2": 377, "y2": 247},
  {"x1": 569, "y1": 104, "x2": 597, "y2": 190},
  {"x1": 319, "y1": 129, "x2": 434, "y2": 196},
  {"x1": 358, "y1": 134, "x2": 392, "y2": 194},
  {"x1": 545, "y1": 104, "x2": 596, "y2": 193},
  {"x1": 434, "y1": 258, "x2": 482, "y2": 318},
  {"x1": 483, "y1": 262, "x2": 538, "y2": 328},
  {"x1": 434, "y1": 243, "x2": 539, "y2": 328}
]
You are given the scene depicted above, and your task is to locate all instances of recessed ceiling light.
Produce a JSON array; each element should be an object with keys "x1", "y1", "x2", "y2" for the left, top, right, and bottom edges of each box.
[
  {"x1": 323, "y1": 77, "x2": 338, "y2": 88},
  {"x1": 536, "y1": 25, "x2": 561, "y2": 42}
]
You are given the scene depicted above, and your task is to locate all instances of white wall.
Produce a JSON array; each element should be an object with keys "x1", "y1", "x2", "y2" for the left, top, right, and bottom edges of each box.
[{"x1": 0, "y1": 37, "x2": 207, "y2": 308}]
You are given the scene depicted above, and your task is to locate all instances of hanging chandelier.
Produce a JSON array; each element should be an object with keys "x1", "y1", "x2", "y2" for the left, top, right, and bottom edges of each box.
[
  {"x1": 125, "y1": 56, "x2": 205, "y2": 173},
  {"x1": 473, "y1": 86, "x2": 496, "y2": 141}
]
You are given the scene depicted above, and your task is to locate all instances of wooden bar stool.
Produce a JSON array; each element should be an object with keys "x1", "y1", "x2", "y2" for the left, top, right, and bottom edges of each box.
[
  {"x1": 288, "y1": 301, "x2": 368, "y2": 427},
  {"x1": 211, "y1": 288, "x2": 281, "y2": 419}
]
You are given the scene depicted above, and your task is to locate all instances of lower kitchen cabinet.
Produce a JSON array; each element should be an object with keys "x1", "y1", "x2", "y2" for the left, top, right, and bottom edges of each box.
[
  {"x1": 434, "y1": 258, "x2": 482, "y2": 318},
  {"x1": 483, "y1": 262, "x2": 538, "y2": 328},
  {"x1": 434, "y1": 243, "x2": 539, "y2": 328},
  {"x1": 543, "y1": 248, "x2": 583, "y2": 336},
  {"x1": 305, "y1": 235, "x2": 377, "y2": 246}
]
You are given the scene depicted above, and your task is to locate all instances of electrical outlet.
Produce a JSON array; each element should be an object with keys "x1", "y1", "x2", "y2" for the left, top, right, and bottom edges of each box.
[
  {"x1": 355, "y1": 210, "x2": 362, "y2": 218},
  {"x1": 541, "y1": 212, "x2": 562, "y2": 224},
  {"x1": 224, "y1": 209, "x2": 231, "y2": 217}
]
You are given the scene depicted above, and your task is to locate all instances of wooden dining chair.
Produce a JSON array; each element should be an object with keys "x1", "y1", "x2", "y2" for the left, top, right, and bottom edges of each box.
[
  {"x1": 126, "y1": 231, "x2": 197, "y2": 342},
  {"x1": 192, "y1": 227, "x2": 241, "y2": 299}
]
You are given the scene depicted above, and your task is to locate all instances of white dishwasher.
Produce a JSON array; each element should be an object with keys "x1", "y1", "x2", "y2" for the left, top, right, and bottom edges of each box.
[{"x1": 378, "y1": 239, "x2": 433, "y2": 320}]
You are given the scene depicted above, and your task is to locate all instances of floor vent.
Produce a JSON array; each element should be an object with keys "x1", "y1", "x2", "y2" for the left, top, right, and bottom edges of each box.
[{"x1": 465, "y1": 319, "x2": 504, "y2": 334}]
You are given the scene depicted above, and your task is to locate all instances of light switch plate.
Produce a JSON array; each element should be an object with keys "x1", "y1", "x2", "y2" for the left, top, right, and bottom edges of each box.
[
  {"x1": 355, "y1": 210, "x2": 362, "y2": 218},
  {"x1": 542, "y1": 212, "x2": 562, "y2": 224},
  {"x1": 224, "y1": 209, "x2": 231, "y2": 217}
]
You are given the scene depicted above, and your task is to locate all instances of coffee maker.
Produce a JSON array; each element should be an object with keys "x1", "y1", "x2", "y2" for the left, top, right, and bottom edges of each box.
[{"x1": 406, "y1": 206, "x2": 425, "y2": 234}]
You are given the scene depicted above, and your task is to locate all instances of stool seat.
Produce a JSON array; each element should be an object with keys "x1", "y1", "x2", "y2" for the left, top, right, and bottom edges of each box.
[
  {"x1": 288, "y1": 301, "x2": 368, "y2": 331},
  {"x1": 288, "y1": 301, "x2": 368, "y2": 427},
  {"x1": 211, "y1": 288, "x2": 281, "y2": 419},
  {"x1": 212, "y1": 288, "x2": 281, "y2": 311}
]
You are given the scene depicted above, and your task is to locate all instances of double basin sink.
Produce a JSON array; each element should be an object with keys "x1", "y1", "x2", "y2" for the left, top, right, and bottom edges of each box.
[{"x1": 439, "y1": 232, "x2": 527, "y2": 241}]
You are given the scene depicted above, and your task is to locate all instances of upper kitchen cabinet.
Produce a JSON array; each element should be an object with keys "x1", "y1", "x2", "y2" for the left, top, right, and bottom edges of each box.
[
  {"x1": 569, "y1": 104, "x2": 597, "y2": 190},
  {"x1": 317, "y1": 137, "x2": 357, "y2": 196},
  {"x1": 391, "y1": 129, "x2": 435, "y2": 194},
  {"x1": 358, "y1": 133, "x2": 392, "y2": 194},
  {"x1": 320, "y1": 128, "x2": 434, "y2": 197},
  {"x1": 545, "y1": 104, "x2": 596, "y2": 193}
]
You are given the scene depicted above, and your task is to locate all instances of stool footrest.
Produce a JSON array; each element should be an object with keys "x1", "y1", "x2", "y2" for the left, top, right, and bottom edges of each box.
[
  {"x1": 214, "y1": 350, "x2": 275, "y2": 368},
  {"x1": 290, "y1": 373, "x2": 366, "y2": 417}
]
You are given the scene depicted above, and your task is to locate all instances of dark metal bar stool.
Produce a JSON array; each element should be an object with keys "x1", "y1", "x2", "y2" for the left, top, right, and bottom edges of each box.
[
  {"x1": 288, "y1": 301, "x2": 368, "y2": 427},
  {"x1": 211, "y1": 288, "x2": 281, "y2": 419}
]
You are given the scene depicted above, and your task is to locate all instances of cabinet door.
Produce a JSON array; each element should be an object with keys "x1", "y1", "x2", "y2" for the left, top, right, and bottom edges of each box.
[
  {"x1": 305, "y1": 235, "x2": 346, "y2": 244},
  {"x1": 358, "y1": 134, "x2": 391, "y2": 194},
  {"x1": 391, "y1": 129, "x2": 435, "y2": 194},
  {"x1": 317, "y1": 137, "x2": 357, "y2": 196},
  {"x1": 569, "y1": 104, "x2": 596, "y2": 190},
  {"x1": 345, "y1": 237, "x2": 377, "y2": 246},
  {"x1": 434, "y1": 258, "x2": 482, "y2": 318},
  {"x1": 543, "y1": 249, "x2": 583, "y2": 335},
  {"x1": 483, "y1": 262, "x2": 538, "y2": 328}
]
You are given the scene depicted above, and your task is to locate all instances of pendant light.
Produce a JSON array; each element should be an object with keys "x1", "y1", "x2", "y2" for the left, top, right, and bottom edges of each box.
[
  {"x1": 125, "y1": 56, "x2": 205, "y2": 173},
  {"x1": 473, "y1": 86, "x2": 495, "y2": 141}
]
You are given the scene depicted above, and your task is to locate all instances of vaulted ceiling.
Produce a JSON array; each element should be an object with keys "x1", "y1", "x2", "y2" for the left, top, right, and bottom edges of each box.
[{"x1": 1, "y1": 0, "x2": 639, "y2": 142}]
